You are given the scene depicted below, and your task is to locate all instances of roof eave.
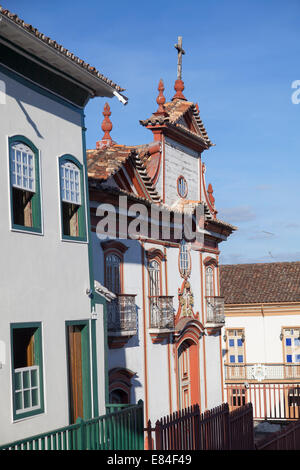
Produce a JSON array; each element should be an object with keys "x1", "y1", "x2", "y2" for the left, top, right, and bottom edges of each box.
[{"x1": 0, "y1": 12, "x2": 126, "y2": 101}]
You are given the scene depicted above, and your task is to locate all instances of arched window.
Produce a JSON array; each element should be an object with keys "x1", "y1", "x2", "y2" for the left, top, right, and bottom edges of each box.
[
  {"x1": 148, "y1": 259, "x2": 161, "y2": 298},
  {"x1": 105, "y1": 253, "x2": 122, "y2": 294},
  {"x1": 179, "y1": 240, "x2": 191, "y2": 278},
  {"x1": 9, "y1": 136, "x2": 41, "y2": 233},
  {"x1": 148, "y1": 259, "x2": 161, "y2": 327},
  {"x1": 59, "y1": 155, "x2": 86, "y2": 240},
  {"x1": 205, "y1": 266, "x2": 214, "y2": 298}
]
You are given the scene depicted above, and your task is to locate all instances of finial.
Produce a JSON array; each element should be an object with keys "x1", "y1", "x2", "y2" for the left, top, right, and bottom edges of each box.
[
  {"x1": 96, "y1": 102, "x2": 115, "y2": 149},
  {"x1": 172, "y1": 78, "x2": 186, "y2": 101},
  {"x1": 154, "y1": 79, "x2": 168, "y2": 116}
]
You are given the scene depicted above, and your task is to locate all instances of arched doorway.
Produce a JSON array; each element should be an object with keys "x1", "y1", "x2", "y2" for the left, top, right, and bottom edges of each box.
[{"x1": 177, "y1": 337, "x2": 200, "y2": 409}]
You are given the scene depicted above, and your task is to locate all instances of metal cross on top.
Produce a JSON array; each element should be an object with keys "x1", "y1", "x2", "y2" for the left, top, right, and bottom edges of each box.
[{"x1": 174, "y1": 36, "x2": 185, "y2": 80}]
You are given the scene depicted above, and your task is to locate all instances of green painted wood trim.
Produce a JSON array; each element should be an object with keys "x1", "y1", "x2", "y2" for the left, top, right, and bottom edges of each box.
[
  {"x1": 8, "y1": 135, "x2": 42, "y2": 234},
  {"x1": 58, "y1": 154, "x2": 87, "y2": 242},
  {"x1": 65, "y1": 320, "x2": 92, "y2": 422},
  {"x1": 10, "y1": 322, "x2": 44, "y2": 421},
  {"x1": 81, "y1": 115, "x2": 100, "y2": 418}
]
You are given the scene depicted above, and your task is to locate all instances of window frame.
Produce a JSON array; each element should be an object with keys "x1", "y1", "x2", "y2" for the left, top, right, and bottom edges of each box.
[
  {"x1": 177, "y1": 175, "x2": 188, "y2": 199},
  {"x1": 282, "y1": 327, "x2": 300, "y2": 364},
  {"x1": 104, "y1": 250, "x2": 123, "y2": 295},
  {"x1": 225, "y1": 328, "x2": 246, "y2": 365},
  {"x1": 8, "y1": 135, "x2": 42, "y2": 234},
  {"x1": 58, "y1": 154, "x2": 87, "y2": 242},
  {"x1": 10, "y1": 322, "x2": 44, "y2": 421}
]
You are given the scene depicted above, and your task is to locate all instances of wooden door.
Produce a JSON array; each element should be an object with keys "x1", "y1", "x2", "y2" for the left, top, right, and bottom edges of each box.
[
  {"x1": 178, "y1": 340, "x2": 200, "y2": 410},
  {"x1": 67, "y1": 325, "x2": 84, "y2": 423},
  {"x1": 178, "y1": 343, "x2": 191, "y2": 409}
]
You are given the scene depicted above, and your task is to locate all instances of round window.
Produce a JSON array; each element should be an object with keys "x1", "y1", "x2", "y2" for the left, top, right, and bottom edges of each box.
[{"x1": 177, "y1": 176, "x2": 188, "y2": 198}]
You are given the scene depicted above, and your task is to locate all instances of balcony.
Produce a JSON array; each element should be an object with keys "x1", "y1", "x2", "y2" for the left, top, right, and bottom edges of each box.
[
  {"x1": 205, "y1": 296, "x2": 225, "y2": 325},
  {"x1": 224, "y1": 363, "x2": 300, "y2": 382},
  {"x1": 107, "y1": 294, "x2": 137, "y2": 348},
  {"x1": 149, "y1": 296, "x2": 174, "y2": 343}
]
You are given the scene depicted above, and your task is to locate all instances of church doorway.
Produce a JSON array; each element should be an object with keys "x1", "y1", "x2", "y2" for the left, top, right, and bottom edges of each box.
[{"x1": 177, "y1": 338, "x2": 200, "y2": 409}]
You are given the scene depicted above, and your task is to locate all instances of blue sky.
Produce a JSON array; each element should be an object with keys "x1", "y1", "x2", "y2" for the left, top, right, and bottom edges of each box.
[{"x1": 7, "y1": 0, "x2": 300, "y2": 264}]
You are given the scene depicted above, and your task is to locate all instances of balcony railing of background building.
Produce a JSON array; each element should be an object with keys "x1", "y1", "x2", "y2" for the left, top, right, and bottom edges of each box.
[
  {"x1": 107, "y1": 294, "x2": 137, "y2": 332},
  {"x1": 206, "y1": 296, "x2": 225, "y2": 324},
  {"x1": 149, "y1": 296, "x2": 174, "y2": 330},
  {"x1": 225, "y1": 363, "x2": 300, "y2": 381}
]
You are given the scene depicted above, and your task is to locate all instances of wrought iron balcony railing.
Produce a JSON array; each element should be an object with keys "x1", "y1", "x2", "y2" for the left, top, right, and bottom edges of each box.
[
  {"x1": 224, "y1": 363, "x2": 300, "y2": 381},
  {"x1": 149, "y1": 296, "x2": 174, "y2": 330},
  {"x1": 107, "y1": 294, "x2": 137, "y2": 333},
  {"x1": 205, "y1": 296, "x2": 225, "y2": 324}
]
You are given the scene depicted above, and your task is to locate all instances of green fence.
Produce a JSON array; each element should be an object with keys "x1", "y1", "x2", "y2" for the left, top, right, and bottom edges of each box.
[{"x1": 0, "y1": 400, "x2": 144, "y2": 450}]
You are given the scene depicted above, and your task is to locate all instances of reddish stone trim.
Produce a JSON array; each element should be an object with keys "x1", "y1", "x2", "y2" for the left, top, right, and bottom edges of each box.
[
  {"x1": 203, "y1": 256, "x2": 218, "y2": 267},
  {"x1": 101, "y1": 240, "x2": 128, "y2": 254},
  {"x1": 145, "y1": 247, "x2": 165, "y2": 261}
]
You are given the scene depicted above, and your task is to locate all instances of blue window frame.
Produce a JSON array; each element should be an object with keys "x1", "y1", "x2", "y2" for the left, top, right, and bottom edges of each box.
[
  {"x1": 230, "y1": 355, "x2": 235, "y2": 363},
  {"x1": 238, "y1": 355, "x2": 243, "y2": 363},
  {"x1": 286, "y1": 338, "x2": 292, "y2": 346},
  {"x1": 287, "y1": 355, "x2": 292, "y2": 363},
  {"x1": 229, "y1": 339, "x2": 234, "y2": 347}
]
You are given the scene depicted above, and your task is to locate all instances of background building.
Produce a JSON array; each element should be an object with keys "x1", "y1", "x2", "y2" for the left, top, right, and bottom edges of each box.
[
  {"x1": 221, "y1": 261, "x2": 300, "y2": 421},
  {"x1": 88, "y1": 60, "x2": 235, "y2": 425}
]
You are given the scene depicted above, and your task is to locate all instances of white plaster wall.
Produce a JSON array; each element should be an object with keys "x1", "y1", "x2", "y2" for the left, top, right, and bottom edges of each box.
[
  {"x1": 205, "y1": 333, "x2": 223, "y2": 409},
  {"x1": 162, "y1": 138, "x2": 200, "y2": 205},
  {"x1": 0, "y1": 69, "x2": 98, "y2": 445}
]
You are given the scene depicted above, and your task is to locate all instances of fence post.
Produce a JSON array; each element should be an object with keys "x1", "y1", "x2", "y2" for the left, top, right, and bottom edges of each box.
[
  {"x1": 224, "y1": 403, "x2": 230, "y2": 450},
  {"x1": 155, "y1": 420, "x2": 162, "y2": 450},
  {"x1": 137, "y1": 400, "x2": 144, "y2": 450},
  {"x1": 76, "y1": 417, "x2": 86, "y2": 450}
]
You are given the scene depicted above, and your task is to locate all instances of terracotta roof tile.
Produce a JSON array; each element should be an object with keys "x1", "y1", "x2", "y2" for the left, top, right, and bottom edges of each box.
[
  {"x1": 0, "y1": 5, "x2": 124, "y2": 92},
  {"x1": 220, "y1": 262, "x2": 300, "y2": 304},
  {"x1": 87, "y1": 145, "x2": 134, "y2": 180},
  {"x1": 140, "y1": 100, "x2": 213, "y2": 147}
]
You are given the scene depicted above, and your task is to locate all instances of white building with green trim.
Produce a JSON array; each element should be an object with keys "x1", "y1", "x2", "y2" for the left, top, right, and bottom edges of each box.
[{"x1": 0, "y1": 6, "x2": 126, "y2": 445}]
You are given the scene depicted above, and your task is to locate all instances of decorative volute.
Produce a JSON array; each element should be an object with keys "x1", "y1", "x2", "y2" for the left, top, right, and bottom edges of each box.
[{"x1": 207, "y1": 183, "x2": 215, "y2": 207}]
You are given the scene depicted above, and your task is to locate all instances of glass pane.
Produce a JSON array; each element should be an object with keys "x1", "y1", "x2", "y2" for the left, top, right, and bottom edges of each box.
[
  {"x1": 286, "y1": 338, "x2": 292, "y2": 346},
  {"x1": 23, "y1": 370, "x2": 30, "y2": 389},
  {"x1": 287, "y1": 355, "x2": 292, "y2": 363},
  {"x1": 230, "y1": 355, "x2": 236, "y2": 363},
  {"x1": 238, "y1": 355, "x2": 243, "y2": 363},
  {"x1": 31, "y1": 388, "x2": 39, "y2": 407},
  {"x1": 237, "y1": 339, "x2": 243, "y2": 347},
  {"x1": 31, "y1": 369, "x2": 38, "y2": 387},
  {"x1": 15, "y1": 391, "x2": 23, "y2": 411},
  {"x1": 229, "y1": 339, "x2": 234, "y2": 347},
  {"x1": 14, "y1": 371, "x2": 22, "y2": 391},
  {"x1": 24, "y1": 390, "x2": 31, "y2": 409}
]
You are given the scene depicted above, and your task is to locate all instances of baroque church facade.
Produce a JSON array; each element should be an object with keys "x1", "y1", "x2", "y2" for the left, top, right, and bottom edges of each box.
[{"x1": 88, "y1": 44, "x2": 235, "y2": 425}]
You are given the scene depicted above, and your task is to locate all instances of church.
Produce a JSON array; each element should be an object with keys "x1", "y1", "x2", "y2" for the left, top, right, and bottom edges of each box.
[{"x1": 88, "y1": 38, "x2": 235, "y2": 425}]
